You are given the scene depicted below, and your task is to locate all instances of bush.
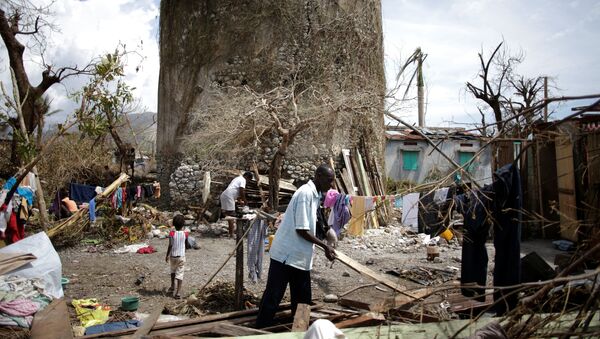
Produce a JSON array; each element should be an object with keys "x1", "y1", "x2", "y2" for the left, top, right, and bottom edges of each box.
[{"x1": 37, "y1": 134, "x2": 114, "y2": 201}]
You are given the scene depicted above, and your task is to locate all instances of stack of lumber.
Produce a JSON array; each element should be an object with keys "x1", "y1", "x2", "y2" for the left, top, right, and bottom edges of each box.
[
  {"x1": 210, "y1": 170, "x2": 297, "y2": 209},
  {"x1": 335, "y1": 147, "x2": 390, "y2": 226},
  {"x1": 76, "y1": 303, "x2": 366, "y2": 338}
]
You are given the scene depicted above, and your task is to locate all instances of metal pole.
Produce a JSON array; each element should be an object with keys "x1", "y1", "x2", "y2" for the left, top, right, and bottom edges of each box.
[
  {"x1": 417, "y1": 49, "x2": 425, "y2": 127},
  {"x1": 544, "y1": 76, "x2": 548, "y2": 122}
]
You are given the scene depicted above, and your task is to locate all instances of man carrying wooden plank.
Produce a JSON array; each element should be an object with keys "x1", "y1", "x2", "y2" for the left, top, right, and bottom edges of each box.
[{"x1": 255, "y1": 165, "x2": 336, "y2": 328}]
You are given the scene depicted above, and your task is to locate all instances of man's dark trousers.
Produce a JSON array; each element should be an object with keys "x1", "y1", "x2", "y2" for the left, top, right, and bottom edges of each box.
[{"x1": 255, "y1": 259, "x2": 311, "y2": 328}]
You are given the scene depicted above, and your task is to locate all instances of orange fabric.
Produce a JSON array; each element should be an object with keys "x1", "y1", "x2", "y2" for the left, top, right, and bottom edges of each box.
[
  {"x1": 62, "y1": 198, "x2": 78, "y2": 212},
  {"x1": 347, "y1": 196, "x2": 365, "y2": 236}
]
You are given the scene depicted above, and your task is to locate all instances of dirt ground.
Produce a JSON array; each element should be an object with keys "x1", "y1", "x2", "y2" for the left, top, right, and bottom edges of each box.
[{"x1": 59, "y1": 216, "x2": 560, "y2": 320}]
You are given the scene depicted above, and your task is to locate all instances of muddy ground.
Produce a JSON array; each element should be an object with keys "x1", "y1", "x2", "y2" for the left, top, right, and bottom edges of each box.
[{"x1": 60, "y1": 216, "x2": 559, "y2": 320}]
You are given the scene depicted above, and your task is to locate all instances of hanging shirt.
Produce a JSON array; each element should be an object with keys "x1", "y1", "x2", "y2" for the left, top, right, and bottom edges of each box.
[
  {"x1": 347, "y1": 196, "x2": 366, "y2": 236},
  {"x1": 433, "y1": 187, "x2": 450, "y2": 205},
  {"x1": 401, "y1": 193, "x2": 420, "y2": 232},
  {"x1": 332, "y1": 193, "x2": 351, "y2": 235},
  {"x1": 247, "y1": 218, "x2": 268, "y2": 282},
  {"x1": 364, "y1": 196, "x2": 375, "y2": 211}
]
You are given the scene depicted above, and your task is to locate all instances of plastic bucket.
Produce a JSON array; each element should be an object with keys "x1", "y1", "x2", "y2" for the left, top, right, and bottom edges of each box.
[
  {"x1": 61, "y1": 277, "x2": 70, "y2": 290},
  {"x1": 440, "y1": 229, "x2": 454, "y2": 241},
  {"x1": 121, "y1": 296, "x2": 140, "y2": 311}
]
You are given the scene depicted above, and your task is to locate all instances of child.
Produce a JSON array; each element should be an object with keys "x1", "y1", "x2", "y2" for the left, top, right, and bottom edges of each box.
[{"x1": 165, "y1": 214, "x2": 188, "y2": 299}]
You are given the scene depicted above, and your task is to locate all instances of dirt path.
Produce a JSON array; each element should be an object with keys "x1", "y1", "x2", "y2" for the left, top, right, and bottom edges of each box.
[{"x1": 60, "y1": 221, "x2": 477, "y2": 316}]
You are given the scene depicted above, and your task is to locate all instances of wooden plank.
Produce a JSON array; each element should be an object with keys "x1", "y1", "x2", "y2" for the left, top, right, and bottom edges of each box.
[
  {"x1": 355, "y1": 149, "x2": 379, "y2": 229},
  {"x1": 291, "y1": 303, "x2": 311, "y2": 332},
  {"x1": 587, "y1": 132, "x2": 600, "y2": 184},
  {"x1": 340, "y1": 287, "x2": 435, "y2": 313},
  {"x1": 209, "y1": 323, "x2": 271, "y2": 336},
  {"x1": 340, "y1": 169, "x2": 355, "y2": 195},
  {"x1": 339, "y1": 298, "x2": 372, "y2": 311},
  {"x1": 130, "y1": 304, "x2": 163, "y2": 339},
  {"x1": 335, "y1": 178, "x2": 346, "y2": 194},
  {"x1": 255, "y1": 173, "x2": 297, "y2": 192},
  {"x1": 335, "y1": 312, "x2": 385, "y2": 329},
  {"x1": 235, "y1": 219, "x2": 245, "y2": 310},
  {"x1": 555, "y1": 135, "x2": 578, "y2": 241},
  {"x1": 341, "y1": 149, "x2": 358, "y2": 194},
  {"x1": 348, "y1": 151, "x2": 364, "y2": 196},
  {"x1": 80, "y1": 306, "x2": 286, "y2": 338},
  {"x1": 202, "y1": 171, "x2": 211, "y2": 205},
  {"x1": 321, "y1": 248, "x2": 420, "y2": 299},
  {"x1": 30, "y1": 298, "x2": 73, "y2": 339}
]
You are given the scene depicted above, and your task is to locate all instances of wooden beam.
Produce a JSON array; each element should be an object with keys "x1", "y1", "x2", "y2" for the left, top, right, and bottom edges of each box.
[
  {"x1": 339, "y1": 287, "x2": 434, "y2": 313},
  {"x1": 335, "y1": 312, "x2": 385, "y2": 329},
  {"x1": 235, "y1": 219, "x2": 245, "y2": 310},
  {"x1": 208, "y1": 323, "x2": 271, "y2": 336},
  {"x1": 321, "y1": 248, "x2": 416, "y2": 298},
  {"x1": 30, "y1": 298, "x2": 73, "y2": 339},
  {"x1": 291, "y1": 303, "x2": 311, "y2": 332},
  {"x1": 130, "y1": 304, "x2": 163, "y2": 339}
]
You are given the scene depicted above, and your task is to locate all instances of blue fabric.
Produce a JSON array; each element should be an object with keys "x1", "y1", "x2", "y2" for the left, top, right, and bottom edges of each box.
[
  {"x1": 332, "y1": 193, "x2": 351, "y2": 236},
  {"x1": 84, "y1": 320, "x2": 140, "y2": 335},
  {"x1": 70, "y1": 183, "x2": 97, "y2": 204},
  {"x1": 269, "y1": 180, "x2": 320, "y2": 271},
  {"x1": 2, "y1": 177, "x2": 34, "y2": 205},
  {"x1": 394, "y1": 195, "x2": 402, "y2": 208},
  {"x1": 115, "y1": 188, "x2": 123, "y2": 208},
  {"x1": 16, "y1": 187, "x2": 34, "y2": 205},
  {"x1": 2, "y1": 177, "x2": 16, "y2": 190},
  {"x1": 553, "y1": 240, "x2": 574, "y2": 251},
  {"x1": 89, "y1": 198, "x2": 96, "y2": 222}
]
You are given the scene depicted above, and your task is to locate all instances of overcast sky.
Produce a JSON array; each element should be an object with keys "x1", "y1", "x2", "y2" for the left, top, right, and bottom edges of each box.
[{"x1": 1, "y1": 0, "x2": 599, "y2": 127}]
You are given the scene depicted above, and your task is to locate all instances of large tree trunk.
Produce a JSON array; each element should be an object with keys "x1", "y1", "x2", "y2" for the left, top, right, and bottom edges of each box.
[{"x1": 157, "y1": 0, "x2": 386, "y2": 202}]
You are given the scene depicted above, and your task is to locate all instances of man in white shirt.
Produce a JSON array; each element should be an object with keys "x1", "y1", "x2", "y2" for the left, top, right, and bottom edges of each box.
[
  {"x1": 220, "y1": 171, "x2": 253, "y2": 237},
  {"x1": 255, "y1": 165, "x2": 336, "y2": 328}
]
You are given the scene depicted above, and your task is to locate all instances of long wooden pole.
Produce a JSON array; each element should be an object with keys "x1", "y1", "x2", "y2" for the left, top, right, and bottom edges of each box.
[
  {"x1": 235, "y1": 218, "x2": 245, "y2": 310},
  {"x1": 196, "y1": 217, "x2": 254, "y2": 296}
]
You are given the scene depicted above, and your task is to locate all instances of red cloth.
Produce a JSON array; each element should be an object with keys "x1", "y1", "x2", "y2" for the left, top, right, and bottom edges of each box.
[
  {"x1": 5, "y1": 212, "x2": 24, "y2": 245},
  {"x1": 136, "y1": 246, "x2": 156, "y2": 254}
]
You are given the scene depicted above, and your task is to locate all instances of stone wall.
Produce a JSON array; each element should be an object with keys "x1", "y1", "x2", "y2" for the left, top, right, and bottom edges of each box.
[
  {"x1": 158, "y1": 0, "x2": 386, "y2": 202},
  {"x1": 169, "y1": 159, "x2": 204, "y2": 204}
]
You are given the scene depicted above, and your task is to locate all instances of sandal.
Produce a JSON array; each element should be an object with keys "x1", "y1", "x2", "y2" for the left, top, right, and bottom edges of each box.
[
  {"x1": 167, "y1": 287, "x2": 174, "y2": 294},
  {"x1": 173, "y1": 294, "x2": 181, "y2": 300}
]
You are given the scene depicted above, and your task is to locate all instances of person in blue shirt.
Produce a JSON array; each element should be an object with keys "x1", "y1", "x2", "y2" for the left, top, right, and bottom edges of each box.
[{"x1": 255, "y1": 164, "x2": 336, "y2": 328}]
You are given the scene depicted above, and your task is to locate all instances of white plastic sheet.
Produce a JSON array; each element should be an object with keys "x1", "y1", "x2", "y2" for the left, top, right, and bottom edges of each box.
[
  {"x1": 401, "y1": 192, "x2": 420, "y2": 232},
  {"x1": 0, "y1": 232, "x2": 63, "y2": 298}
]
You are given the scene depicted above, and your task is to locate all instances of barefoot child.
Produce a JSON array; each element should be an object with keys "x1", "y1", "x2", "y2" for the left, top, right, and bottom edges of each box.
[{"x1": 166, "y1": 215, "x2": 188, "y2": 299}]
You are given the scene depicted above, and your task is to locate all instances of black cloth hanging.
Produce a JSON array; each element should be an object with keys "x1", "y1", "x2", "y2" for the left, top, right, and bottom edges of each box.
[{"x1": 454, "y1": 163, "x2": 522, "y2": 314}]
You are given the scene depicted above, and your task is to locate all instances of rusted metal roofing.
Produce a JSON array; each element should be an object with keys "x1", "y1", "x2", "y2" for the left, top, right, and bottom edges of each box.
[{"x1": 385, "y1": 126, "x2": 483, "y2": 141}]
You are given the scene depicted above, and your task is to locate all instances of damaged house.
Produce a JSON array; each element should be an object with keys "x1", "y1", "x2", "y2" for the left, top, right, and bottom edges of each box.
[{"x1": 385, "y1": 127, "x2": 493, "y2": 186}]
